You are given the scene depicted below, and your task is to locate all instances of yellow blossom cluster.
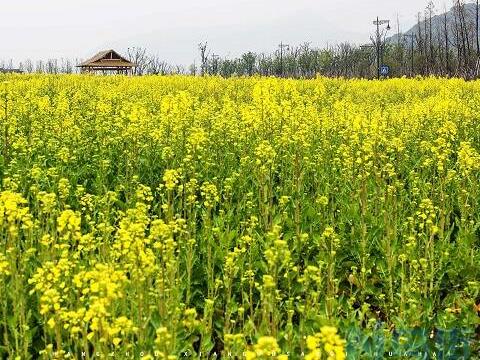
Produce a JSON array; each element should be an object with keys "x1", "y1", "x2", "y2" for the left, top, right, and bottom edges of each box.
[
  {"x1": 245, "y1": 336, "x2": 288, "y2": 360},
  {"x1": 305, "y1": 326, "x2": 346, "y2": 360}
]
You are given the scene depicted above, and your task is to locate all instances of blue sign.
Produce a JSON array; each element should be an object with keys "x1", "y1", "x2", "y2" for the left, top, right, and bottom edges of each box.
[{"x1": 380, "y1": 65, "x2": 390, "y2": 76}]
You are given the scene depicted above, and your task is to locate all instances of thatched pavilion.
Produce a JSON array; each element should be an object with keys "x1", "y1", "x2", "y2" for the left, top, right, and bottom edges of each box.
[{"x1": 77, "y1": 49, "x2": 135, "y2": 74}]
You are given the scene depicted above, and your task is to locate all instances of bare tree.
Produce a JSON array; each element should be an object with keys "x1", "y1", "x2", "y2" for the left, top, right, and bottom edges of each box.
[
  {"x1": 127, "y1": 47, "x2": 148, "y2": 75},
  {"x1": 60, "y1": 58, "x2": 73, "y2": 74},
  {"x1": 23, "y1": 59, "x2": 34, "y2": 73},
  {"x1": 427, "y1": 2, "x2": 435, "y2": 73},
  {"x1": 174, "y1": 65, "x2": 186, "y2": 75},
  {"x1": 6, "y1": 59, "x2": 14, "y2": 70},
  {"x1": 477, "y1": 0, "x2": 480, "y2": 56},
  {"x1": 443, "y1": 5, "x2": 451, "y2": 75},
  {"x1": 147, "y1": 54, "x2": 173, "y2": 75},
  {"x1": 454, "y1": 0, "x2": 471, "y2": 76},
  {"x1": 198, "y1": 42, "x2": 209, "y2": 76},
  {"x1": 46, "y1": 59, "x2": 59, "y2": 74},
  {"x1": 189, "y1": 62, "x2": 197, "y2": 76}
]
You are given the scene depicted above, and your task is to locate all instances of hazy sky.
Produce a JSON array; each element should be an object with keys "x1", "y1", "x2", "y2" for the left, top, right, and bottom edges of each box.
[{"x1": 0, "y1": 0, "x2": 452, "y2": 66}]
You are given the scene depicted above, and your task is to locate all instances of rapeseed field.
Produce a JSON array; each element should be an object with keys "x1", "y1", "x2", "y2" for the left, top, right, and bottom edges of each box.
[{"x1": 0, "y1": 75, "x2": 479, "y2": 359}]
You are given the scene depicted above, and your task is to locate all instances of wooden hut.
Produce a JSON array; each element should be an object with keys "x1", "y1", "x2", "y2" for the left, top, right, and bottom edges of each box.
[{"x1": 77, "y1": 49, "x2": 135, "y2": 74}]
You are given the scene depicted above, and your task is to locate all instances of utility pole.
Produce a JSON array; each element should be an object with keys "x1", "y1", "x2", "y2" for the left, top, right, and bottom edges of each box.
[
  {"x1": 278, "y1": 42, "x2": 289, "y2": 77},
  {"x1": 373, "y1": 17, "x2": 390, "y2": 79},
  {"x1": 404, "y1": 34, "x2": 415, "y2": 77}
]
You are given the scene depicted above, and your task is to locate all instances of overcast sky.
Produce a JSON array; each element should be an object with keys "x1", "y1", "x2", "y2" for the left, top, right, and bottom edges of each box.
[{"x1": 0, "y1": 0, "x2": 453, "y2": 66}]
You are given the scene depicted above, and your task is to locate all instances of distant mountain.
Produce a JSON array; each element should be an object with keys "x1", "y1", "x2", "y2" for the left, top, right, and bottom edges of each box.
[{"x1": 387, "y1": 2, "x2": 478, "y2": 45}]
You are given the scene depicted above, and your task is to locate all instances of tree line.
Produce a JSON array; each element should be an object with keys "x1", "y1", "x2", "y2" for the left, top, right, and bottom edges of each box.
[
  {"x1": 2, "y1": 0, "x2": 480, "y2": 79},
  {"x1": 0, "y1": 51, "x2": 188, "y2": 76},
  {"x1": 194, "y1": 1, "x2": 480, "y2": 79}
]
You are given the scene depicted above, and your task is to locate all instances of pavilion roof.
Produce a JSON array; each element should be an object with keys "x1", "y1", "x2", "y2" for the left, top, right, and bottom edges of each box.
[{"x1": 78, "y1": 49, "x2": 135, "y2": 68}]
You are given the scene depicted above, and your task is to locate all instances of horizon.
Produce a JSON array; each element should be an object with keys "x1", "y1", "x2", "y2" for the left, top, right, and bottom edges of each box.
[{"x1": 0, "y1": 0, "x2": 455, "y2": 67}]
